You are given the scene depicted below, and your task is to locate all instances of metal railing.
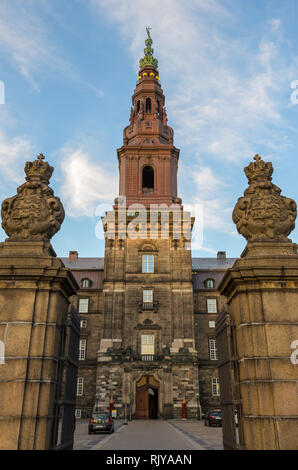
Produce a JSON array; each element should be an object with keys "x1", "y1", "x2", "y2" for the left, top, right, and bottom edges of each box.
[{"x1": 133, "y1": 354, "x2": 161, "y2": 362}]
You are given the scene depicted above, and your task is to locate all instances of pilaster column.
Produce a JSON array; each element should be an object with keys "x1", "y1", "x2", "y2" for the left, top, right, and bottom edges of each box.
[
  {"x1": 0, "y1": 154, "x2": 78, "y2": 449},
  {"x1": 219, "y1": 155, "x2": 298, "y2": 450}
]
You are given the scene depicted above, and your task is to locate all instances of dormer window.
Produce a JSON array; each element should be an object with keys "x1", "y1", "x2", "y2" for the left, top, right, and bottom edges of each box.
[
  {"x1": 82, "y1": 278, "x2": 92, "y2": 288},
  {"x1": 205, "y1": 279, "x2": 215, "y2": 289}
]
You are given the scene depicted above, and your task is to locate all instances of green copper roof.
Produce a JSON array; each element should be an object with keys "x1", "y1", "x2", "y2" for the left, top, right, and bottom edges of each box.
[{"x1": 139, "y1": 26, "x2": 158, "y2": 70}]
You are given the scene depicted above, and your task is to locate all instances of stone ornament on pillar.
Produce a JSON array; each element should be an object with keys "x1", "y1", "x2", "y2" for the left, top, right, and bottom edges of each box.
[
  {"x1": 1, "y1": 153, "x2": 65, "y2": 241},
  {"x1": 232, "y1": 154, "x2": 297, "y2": 242}
]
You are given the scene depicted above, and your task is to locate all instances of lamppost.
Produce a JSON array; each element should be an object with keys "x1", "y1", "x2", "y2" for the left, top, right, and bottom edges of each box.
[
  {"x1": 124, "y1": 403, "x2": 128, "y2": 425},
  {"x1": 196, "y1": 392, "x2": 202, "y2": 420},
  {"x1": 95, "y1": 392, "x2": 100, "y2": 412}
]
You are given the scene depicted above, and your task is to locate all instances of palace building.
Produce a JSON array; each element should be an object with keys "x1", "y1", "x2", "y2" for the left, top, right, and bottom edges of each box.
[{"x1": 62, "y1": 30, "x2": 235, "y2": 420}]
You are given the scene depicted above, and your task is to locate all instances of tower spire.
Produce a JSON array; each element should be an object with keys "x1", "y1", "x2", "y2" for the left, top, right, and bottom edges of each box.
[{"x1": 139, "y1": 26, "x2": 158, "y2": 70}]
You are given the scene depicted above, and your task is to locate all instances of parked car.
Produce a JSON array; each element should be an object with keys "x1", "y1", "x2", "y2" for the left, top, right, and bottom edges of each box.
[
  {"x1": 204, "y1": 409, "x2": 222, "y2": 427},
  {"x1": 88, "y1": 412, "x2": 114, "y2": 434}
]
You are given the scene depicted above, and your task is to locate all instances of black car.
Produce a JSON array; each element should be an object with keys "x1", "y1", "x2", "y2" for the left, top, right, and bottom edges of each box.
[
  {"x1": 204, "y1": 409, "x2": 222, "y2": 427},
  {"x1": 88, "y1": 412, "x2": 114, "y2": 434}
]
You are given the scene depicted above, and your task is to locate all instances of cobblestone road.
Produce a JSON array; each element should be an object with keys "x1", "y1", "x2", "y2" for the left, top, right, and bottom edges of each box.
[{"x1": 73, "y1": 419, "x2": 223, "y2": 450}]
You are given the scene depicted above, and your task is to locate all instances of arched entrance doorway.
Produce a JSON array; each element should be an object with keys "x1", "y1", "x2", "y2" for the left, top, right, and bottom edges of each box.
[{"x1": 136, "y1": 375, "x2": 159, "y2": 419}]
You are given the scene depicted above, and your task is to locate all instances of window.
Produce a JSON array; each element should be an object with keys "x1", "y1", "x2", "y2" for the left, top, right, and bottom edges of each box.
[
  {"x1": 212, "y1": 378, "x2": 220, "y2": 396},
  {"x1": 75, "y1": 409, "x2": 82, "y2": 419},
  {"x1": 82, "y1": 278, "x2": 91, "y2": 288},
  {"x1": 78, "y1": 298, "x2": 89, "y2": 313},
  {"x1": 206, "y1": 279, "x2": 215, "y2": 289},
  {"x1": 142, "y1": 166, "x2": 154, "y2": 191},
  {"x1": 207, "y1": 298, "x2": 217, "y2": 313},
  {"x1": 209, "y1": 339, "x2": 218, "y2": 360},
  {"x1": 143, "y1": 289, "x2": 153, "y2": 303},
  {"x1": 141, "y1": 334, "x2": 155, "y2": 355},
  {"x1": 209, "y1": 321, "x2": 216, "y2": 329},
  {"x1": 79, "y1": 339, "x2": 87, "y2": 360},
  {"x1": 142, "y1": 255, "x2": 154, "y2": 273},
  {"x1": 77, "y1": 377, "x2": 84, "y2": 396},
  {"x1": 80, "y1": 320, "x2": 87, "y2": 328},
  {"x1": 136, "y1": 100, "x2": 140, "y2": 115},
  {"x1": 145, "y1": 98, "x2": 152, "y2": 113}
]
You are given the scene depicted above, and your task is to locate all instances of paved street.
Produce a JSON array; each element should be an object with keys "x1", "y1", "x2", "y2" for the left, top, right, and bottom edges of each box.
[{"x1": 73, "y1": 419, "x2": 223, "y2": 450}]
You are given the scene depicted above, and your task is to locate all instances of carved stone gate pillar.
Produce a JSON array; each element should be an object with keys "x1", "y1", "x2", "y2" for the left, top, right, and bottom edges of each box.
[
  {"x1": 0, "y1": 154, "x2": 78, "y2": 450},
  {"x1": 219, "y1": 155, "x2": 298, "y2": 450}
]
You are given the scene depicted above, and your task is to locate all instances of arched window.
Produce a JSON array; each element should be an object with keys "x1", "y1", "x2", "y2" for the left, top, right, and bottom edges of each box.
[
  {"x1": 156, "y1": 100, "x2": 160, "y2": 116},
  {"x1": 82, "y1": 278, "x2": 92, "y2": 288},
  {"x1": 142, "y1": 166, "x2": 154, "y2": 192},
  {"x1": 145, "y1": 98, "x2": 151, "y2": 113},
  {"x1": 136, "y1": 100, "x2": 140, "y2": 115}
]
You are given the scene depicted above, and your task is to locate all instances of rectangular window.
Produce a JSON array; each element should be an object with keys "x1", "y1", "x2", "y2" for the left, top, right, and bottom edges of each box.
[
  {"x1": 75, "y1": 409, "x2": 82, "y2": 418},
  {"x1": 141, "y1": 334, "x2": 155, "y2": 355},
  {"x1": 143, "y1": 289, "x2": 153, "y2": 303},
  {"x1": 78, "y1": 298, "x2": 89, "y2": 313},
  {"x1": 142, "y1": 255, "x2": 154, "y2": 273},
  {"x1": 207, "y1": 298, "x2": 217, "y2": 313},
  {"x1": 212, "y1": 378, "x2": 220, "y2": 396},
  {"x1": 80, "y1": 320, "x2": 87, "y2": 328},
  {"x1": 209, "y1": 339, "x2": 218, "y2": 360},
  {"x1": 77, "y1": 377, "x2": 84, "y2": 396},
  {"x1": 79, "y1": 339, "x2": 87, "y2": 360},
  {"x1": 209, "y1": 321, "x2": 216, "y2": 328}
]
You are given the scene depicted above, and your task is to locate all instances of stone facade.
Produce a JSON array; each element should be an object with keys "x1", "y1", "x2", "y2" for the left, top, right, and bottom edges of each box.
[
  {"x1": 62, "y1": 253, "x2": 235, "y2": 417},
  {"x1": 61, "y1": 33, "x2": 236, "y2": 420}
]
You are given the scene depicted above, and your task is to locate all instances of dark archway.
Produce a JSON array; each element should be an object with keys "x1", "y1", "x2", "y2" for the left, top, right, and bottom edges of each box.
[
  {"x1": 136, "y1": 375, "x2": 159, "y2": 419},
  {"x1": 142, "y1": 166, "x2": 154, "y2": 192},
  {"x1": 136, "y1": 100, "x2": 140, "y2": 115},
  {"x1": 145, "y1": 98, "x2": 151, "y2": 113}
]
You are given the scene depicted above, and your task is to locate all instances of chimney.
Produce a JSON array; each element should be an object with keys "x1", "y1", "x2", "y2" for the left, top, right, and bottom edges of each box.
[
  {"x1": 69, "y1": 250, "x2": 78, "y2": 260},
  {"x1": 217, "y1": 251, "x2": 226, "y2": 259}
]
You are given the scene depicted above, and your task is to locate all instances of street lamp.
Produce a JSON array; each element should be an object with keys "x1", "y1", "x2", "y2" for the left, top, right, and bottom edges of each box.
[
  {"x1": 124, "y1": 403, "x2": 128, "y2": 425},
  {"x1": 196, "y1": 392, "x2": 202, "y2": 420},
  {"x1": 95, "y1": 392, "x2": 100, "y2": 412}
]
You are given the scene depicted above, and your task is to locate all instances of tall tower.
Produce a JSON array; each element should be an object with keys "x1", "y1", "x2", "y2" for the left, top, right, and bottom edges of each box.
[
  {"x1": 116, "y1": 26, "x2": 181, "y2": 209},
  {"x1": 96, "y1": 29, "x2": 199, "y2": 419}
]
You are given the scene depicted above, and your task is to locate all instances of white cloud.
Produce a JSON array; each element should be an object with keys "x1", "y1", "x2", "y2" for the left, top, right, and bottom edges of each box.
[
  {"x1": 60, "y1": 147, "x2": 117, "y2": 217},
  {"x1": 0, "y1": 1, "x2": 66, "y2": 89},
  {"x1": 0, "y1": 1, "x2": 105, "y2": 96},
  {"x1": 184, "y1": 165, "x2": 234, "y2": 237}
]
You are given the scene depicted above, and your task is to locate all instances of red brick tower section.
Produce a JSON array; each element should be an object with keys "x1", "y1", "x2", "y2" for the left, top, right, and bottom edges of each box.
[{"x1": 116, "y1": 31, "x2": 181, "y2": 209}]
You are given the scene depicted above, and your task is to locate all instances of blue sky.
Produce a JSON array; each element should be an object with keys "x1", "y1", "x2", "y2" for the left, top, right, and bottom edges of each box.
[{"x1": 0, "y1": 0, "x2": 298, "y2": 258}]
